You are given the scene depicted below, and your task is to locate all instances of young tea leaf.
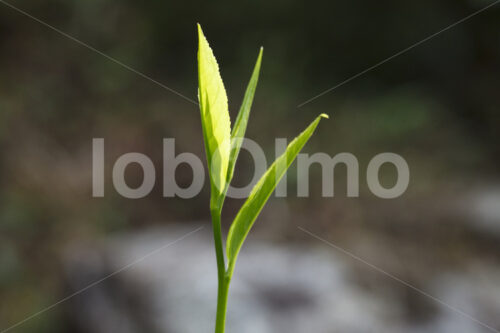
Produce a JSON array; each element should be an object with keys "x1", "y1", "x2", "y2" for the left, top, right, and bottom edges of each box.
[
  {"x1": 197, "y1": 24, "x2": 231, "y2": 200},
  {"x1": 226, "y1": 48, "x2": 263, "y2": 185},
  {"x1": 226, "y1": 114, "x2": 328, "y2": 269}
]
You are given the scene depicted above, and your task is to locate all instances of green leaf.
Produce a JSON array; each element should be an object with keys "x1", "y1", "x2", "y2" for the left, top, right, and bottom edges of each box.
[
  {"x1": 197, "y1": 24, "x2": 231, "y2": 201},
  {"x1": 226, "y1": 48, "x2": 263, "y2": 185},
  {"x1": 226, "y1": 114, "x2": 329, "y2": 269}
]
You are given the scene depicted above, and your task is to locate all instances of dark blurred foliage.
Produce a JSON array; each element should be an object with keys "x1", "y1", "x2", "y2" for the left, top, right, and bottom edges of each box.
[{"x1": 0, "y1": 0, "x2": 499, "y2": 331}]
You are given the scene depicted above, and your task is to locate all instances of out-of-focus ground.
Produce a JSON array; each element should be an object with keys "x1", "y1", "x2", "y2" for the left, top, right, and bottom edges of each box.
[
  {"x1": 0, "y1": 0, "x2": 499, "y2": 332},
  {"x1": 63, "y1": 224, "x2": 500, "y2": 333}
]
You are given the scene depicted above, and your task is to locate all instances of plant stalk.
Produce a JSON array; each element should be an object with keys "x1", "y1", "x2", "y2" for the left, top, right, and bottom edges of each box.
[
  {"x1": 215, "y1": 273, "x2": 230, "y2": 332},
  {"x1": 211, "y1": 208, "x2": 230, "y2": 333}
]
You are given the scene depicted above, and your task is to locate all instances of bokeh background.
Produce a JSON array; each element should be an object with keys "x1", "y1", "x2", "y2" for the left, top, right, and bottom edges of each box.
[{"x1": 0, "y1": 0, "x2": 499, "y2": 332}]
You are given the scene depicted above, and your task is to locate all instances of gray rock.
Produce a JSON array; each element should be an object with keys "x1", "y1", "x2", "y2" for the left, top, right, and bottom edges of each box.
[{"x1": 62, "y1": 224, "x2": 500, "y2": 333}]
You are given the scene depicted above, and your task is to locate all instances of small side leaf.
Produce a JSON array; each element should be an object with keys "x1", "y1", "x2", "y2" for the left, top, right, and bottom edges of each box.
[
  {"x1": 226, "y1": 48, "x2": 263, "y2": 185},
  {"x1": 226, "y1": 114, "x2": 328, "y2": 268},
  {"x1": 197, "y1": 24, "x2": 231, "y2": 201}
]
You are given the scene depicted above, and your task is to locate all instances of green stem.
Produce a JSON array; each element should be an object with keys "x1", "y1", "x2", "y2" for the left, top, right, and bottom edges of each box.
[
  {"x1": 211, "y1": 208, "x2": 225, "y2": 282},
  {"x1": 211, "y1": 208, "x2": 230, "y2": 333},
  {"x1": 215, "y1": 274, "x2": 230, "y2": 332}
]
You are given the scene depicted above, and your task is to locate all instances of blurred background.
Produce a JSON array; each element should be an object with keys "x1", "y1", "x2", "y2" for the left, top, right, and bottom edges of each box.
[{"x1": 0, "y1": 0, "x2": 499, "y2": 332}]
